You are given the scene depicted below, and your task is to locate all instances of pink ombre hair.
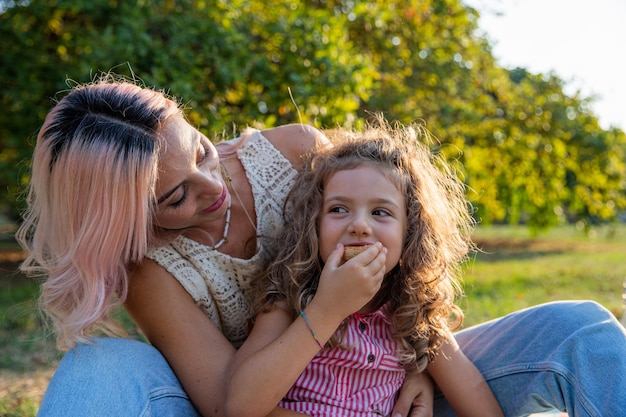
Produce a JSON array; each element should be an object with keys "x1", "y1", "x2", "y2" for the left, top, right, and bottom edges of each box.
[{"x1": 16, "y1": 77, "x2": 181, "y2": 349}]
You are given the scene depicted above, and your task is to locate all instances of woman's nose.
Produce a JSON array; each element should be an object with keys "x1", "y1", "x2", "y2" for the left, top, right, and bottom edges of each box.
[{"x1": 196, "y1": 169, "x2": 224, "y2": 196}]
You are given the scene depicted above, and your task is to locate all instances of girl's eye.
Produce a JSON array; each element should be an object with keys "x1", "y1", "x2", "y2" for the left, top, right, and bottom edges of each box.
[
  {"x1": 329, "y1": 206, "x2": 347, "y2": 214},
  {"x1": 373, "y1": 208, "x2": 391, "y2": 217}
]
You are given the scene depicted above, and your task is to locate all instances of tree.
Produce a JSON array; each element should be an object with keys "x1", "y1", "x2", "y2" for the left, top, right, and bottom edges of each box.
[
  {"x1": 1, "y1": 0, "x2": 625, "y2": 230},
  {"x1": 325, "y1": 0, "x2": 626, "y2": 229},
  {"x1": 0, "y1": 0, "x2": 373, "y2": 218}
]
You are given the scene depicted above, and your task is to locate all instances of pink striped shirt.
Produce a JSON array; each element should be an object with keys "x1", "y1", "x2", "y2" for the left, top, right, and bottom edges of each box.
[{"x1": 280, "y1": 305, "x2": 406, "y2": 417}]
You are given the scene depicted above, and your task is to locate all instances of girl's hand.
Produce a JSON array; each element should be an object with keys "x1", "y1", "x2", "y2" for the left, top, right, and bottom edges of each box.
[
  {"x1": 391, "y1": 370, "x2": 434, "y2": 417},
  {"x1": 313, "y1": 243, "x2": 387, "y2": 320}
]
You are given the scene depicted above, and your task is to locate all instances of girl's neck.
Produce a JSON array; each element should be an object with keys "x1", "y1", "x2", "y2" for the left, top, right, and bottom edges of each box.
[
  {"x1": 356, "y1": 300, "x2": 390, "y2": 316},
  {"x1": 357, "y1": 298, "x2": 385, "y2": 315}
]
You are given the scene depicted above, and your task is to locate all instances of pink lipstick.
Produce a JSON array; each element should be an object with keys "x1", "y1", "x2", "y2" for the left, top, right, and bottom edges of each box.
[{"x1": 202, "y1": 187, "x2": 227, "y2": 213}]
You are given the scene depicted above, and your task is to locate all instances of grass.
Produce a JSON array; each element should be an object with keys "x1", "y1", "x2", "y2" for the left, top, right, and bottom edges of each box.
[
  {"x1": 461, "y1": 224, "x2": 626, "y2": 326},
  {"x1": 1, "y1": 224, "x2": 625, "y2": 416},
  {"x1": 0, "y1": 250, "x2": 60, "y2": 417},
  {"x1": 0, "y1": 240, "x2": 139, "y2": 416}
]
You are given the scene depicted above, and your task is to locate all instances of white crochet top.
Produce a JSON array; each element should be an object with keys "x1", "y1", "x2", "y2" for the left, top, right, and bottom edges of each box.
[{"x1": 146, "y1": 129, "x2": 296, "y2": 347}]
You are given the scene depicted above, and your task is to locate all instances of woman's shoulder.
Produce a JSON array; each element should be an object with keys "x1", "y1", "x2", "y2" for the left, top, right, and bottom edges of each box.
[
  {"x1": 261, "y1": 124, "x2": 330, "y2": 166},
  {"x1": 216, "y1": 124, "x2": 330, "y2": 166}
]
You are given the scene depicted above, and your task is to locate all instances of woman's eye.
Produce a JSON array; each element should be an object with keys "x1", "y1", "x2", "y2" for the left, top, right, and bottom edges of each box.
[
  {"x1": 169, "y1": 186, "x2": 188, "y2": 208},
  {"x1": 198, "y1": 144, "x2": 211, "y2": 164}
]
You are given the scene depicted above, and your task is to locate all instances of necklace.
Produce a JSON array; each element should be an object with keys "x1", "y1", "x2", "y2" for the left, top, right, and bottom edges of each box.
[
  {"x1": 209, "y1": 192, "x2": 231, "y2": 250},
  {"x1": 221, "y1": 163, "x2": 257, "y2": 233}
]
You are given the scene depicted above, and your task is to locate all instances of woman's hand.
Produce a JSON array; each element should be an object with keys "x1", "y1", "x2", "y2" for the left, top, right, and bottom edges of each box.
[{"x1": 391, "y1": 370, "x2": 434, "y2": 417}]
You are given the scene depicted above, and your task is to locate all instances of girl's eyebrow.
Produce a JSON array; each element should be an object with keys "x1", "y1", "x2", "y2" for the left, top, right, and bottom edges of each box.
[{"x1": 324, "y1": 195, "x2": 402, "y2": 208}]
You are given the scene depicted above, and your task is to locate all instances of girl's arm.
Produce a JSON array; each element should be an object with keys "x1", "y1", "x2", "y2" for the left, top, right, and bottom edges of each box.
[
  {"x1": 426, "y1": 331, "x2": 504, "y2": 417},
  {"x1": 224, "y1": 243, "x2": 388, "y2": 417},
  {"x1": 225, "y1": 304, "x2": 326, "y2": 417}
]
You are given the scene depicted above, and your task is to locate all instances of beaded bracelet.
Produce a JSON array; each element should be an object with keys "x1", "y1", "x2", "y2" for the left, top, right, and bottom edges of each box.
[{"x1": 300, "y1": 310, "x2": 324, "y2": 350}]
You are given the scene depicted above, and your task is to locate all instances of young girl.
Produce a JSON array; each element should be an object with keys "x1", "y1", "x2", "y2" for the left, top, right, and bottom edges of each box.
[{"x1": 225, "y1": 118, "x2": 504, "y2": 417}]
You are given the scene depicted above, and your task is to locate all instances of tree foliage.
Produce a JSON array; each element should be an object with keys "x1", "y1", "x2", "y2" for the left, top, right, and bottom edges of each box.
[{"x1": 1, "y1": 0, "x2": 625, "y2": 230}]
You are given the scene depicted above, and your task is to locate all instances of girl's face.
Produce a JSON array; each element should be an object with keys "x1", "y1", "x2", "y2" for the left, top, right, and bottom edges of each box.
[
  {"x1": 318, "y1": 164, "x2": 407, "y2": 272},
  {"x1": 153, "y1": 116, "x2": 229, "y2": 231}
]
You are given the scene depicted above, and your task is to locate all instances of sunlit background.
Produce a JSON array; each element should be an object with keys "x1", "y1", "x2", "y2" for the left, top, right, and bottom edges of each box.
[
  {"x1": 465, "y1": 0, "x2": 626, "y2": 132},
  {"x1": 0, "y1": 3, "x2": 624, "y2": 416}
]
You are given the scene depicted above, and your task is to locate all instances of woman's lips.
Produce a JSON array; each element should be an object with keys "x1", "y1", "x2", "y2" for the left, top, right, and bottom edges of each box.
[{"x1": 202, "y1": 187, "x2": 227, "y2": 213}]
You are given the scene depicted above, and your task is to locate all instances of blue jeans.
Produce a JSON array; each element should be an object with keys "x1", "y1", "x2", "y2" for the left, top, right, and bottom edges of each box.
[
  {"x1": 38, "y1": 337, "x2": 200, "y2": 417},
  {"x1": 38, "y1": 301, "x2": 626, "y2": 417},
  {"x1": 434, "y1": 300, "x2": 626, "y2": 417}
]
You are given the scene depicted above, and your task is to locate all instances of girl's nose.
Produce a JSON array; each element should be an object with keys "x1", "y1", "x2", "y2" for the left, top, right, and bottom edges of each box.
[{"x1": 348, "y1": 212, "x2": 372, "y2": 236}]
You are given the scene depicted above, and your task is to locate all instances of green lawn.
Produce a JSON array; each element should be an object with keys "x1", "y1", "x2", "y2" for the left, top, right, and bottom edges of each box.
[
  {"x1": 1, "y1": 224, "x2": 625, "y2": 415},
  {"x1": 0, "y1": 258, "x2": 60, "y2": 417},
  {"x1": 461, "y1": 224, "x2": 626, "y2": 327}
]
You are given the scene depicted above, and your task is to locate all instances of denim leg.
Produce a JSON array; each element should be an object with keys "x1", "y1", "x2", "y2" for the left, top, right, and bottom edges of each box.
[
  {"x1": 37, "y1": 338, "x2": 200, "y2": 417},
  {"x1": 433, "y1": 300, "x2": 626, "y2": 417}
]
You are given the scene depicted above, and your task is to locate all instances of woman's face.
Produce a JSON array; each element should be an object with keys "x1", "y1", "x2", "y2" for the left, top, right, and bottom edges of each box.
[
  {"x1": 318, "y1": 164, "x2": 407, "y2": 272},
  {"x1": 153, "y1": 116, "x2": 230, "y2": 231}
]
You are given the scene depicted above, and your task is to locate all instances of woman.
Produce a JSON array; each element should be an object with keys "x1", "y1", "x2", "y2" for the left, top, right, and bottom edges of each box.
[{"x1": 18, "y1": 76, "x2": 626, "y2": 417}]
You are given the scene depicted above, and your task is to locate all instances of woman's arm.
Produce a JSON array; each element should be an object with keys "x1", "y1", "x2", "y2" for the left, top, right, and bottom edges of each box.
[
  {"x1": 125, "y1": 259, "x2": 237, "y2": 416},
  {"x1": 426, "y1": 332, "x2": 504, "y2": 417}
]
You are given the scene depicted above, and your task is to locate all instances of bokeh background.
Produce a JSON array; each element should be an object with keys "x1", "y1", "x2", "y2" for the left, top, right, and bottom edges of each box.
[{"x1": 1, "y1": 1, "x2": 624, "y2": 415}]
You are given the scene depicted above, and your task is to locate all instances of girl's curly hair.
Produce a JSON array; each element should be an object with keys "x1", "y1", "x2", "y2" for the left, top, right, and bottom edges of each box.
[{"x1": 250, "y1": 115, "x2": 475, "y2": 373}]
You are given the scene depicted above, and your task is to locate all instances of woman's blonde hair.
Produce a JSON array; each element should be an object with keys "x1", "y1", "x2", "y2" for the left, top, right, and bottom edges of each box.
[
  {"x1": 16, "y1": 76, "x2": 181, "y2": 349},
  {"x1": 251, "y1": 116, "x2": 474, "y2": 372}
]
